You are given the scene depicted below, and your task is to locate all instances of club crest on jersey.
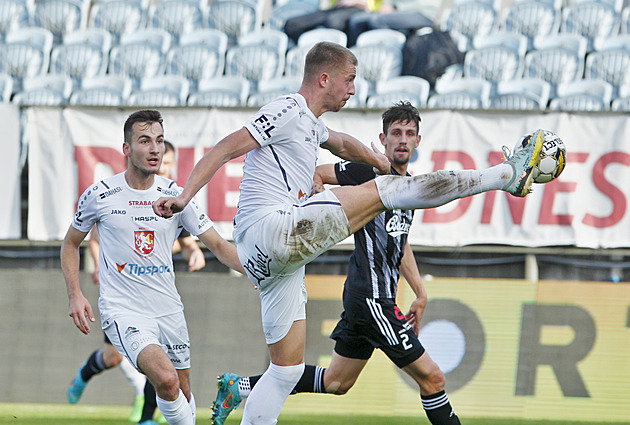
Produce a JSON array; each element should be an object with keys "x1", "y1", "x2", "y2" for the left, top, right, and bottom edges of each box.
[{"x1": 134, "y1": 230, "x2": 154, "y2": 256}]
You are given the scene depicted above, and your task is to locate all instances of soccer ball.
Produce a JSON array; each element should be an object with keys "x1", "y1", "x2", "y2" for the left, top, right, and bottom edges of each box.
[{"x1": 518, "y1": 129, "x2": 567, "y2": 183}]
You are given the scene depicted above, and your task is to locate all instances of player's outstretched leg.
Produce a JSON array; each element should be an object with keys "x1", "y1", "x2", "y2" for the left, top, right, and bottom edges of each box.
[
  {"x1": 212, "y1": 373, "x2": 242, "y2": 425},
  {"x1": 67, "y1": 362, "x2": 88, "y2": 404},
  {"x1": 375, "y1": 129, "x2": 544, "y2": 211}
]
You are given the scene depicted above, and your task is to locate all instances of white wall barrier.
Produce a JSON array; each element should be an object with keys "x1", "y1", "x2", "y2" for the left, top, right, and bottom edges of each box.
[
  {"x1": 1, "y1": 103, "x2": 22, "y2": 239},
  {"x1": 25, "y1": 107, "x2": 630, "y2": 248}
]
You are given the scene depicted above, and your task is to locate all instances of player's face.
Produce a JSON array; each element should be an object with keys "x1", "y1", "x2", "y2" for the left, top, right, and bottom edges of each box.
[
  {"x1": 158, "y1": 150, "x2": 175, "y2": 178},
  {"x1": 125, "y1": 121, "x2": 165, "y2": 177},
  {"x1": 324, "y1": 62, "x2": 356, "y2": 112},
  {"x1": 380, "y1": 120, "x2": 420, "y2": 167}
]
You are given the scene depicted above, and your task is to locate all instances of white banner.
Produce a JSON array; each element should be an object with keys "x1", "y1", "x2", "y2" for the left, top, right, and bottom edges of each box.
[
  {"x1": 0, "y1": 102, "x2": 22, "y2": 239},
  {"x1": 26, "y1": 107, "x2": 630, "y2": 248}
]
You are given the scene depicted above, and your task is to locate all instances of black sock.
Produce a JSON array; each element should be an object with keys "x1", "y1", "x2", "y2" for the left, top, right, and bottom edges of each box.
[
  {"x1": 80, "y1": 349, "x2": 111, "y2": 382},
  {"x1": 139, "y1": 380, "x2": 158, "y2": 423},
  {"x1": 292, "y1": 365, "x2": 326, "y2": 394},
  {"x1": 248, "y1": 365, "x2": 326, "y2": 395},
  {"x1": 421, "y1": 390, "x2": 461, "y2": 425}
]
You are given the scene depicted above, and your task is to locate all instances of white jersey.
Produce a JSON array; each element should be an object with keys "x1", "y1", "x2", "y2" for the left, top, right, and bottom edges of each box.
[
  {"x1": 234, "y1": 93, "x2": 329, "y2": 241},
  {"x1": 72, "y1": 172, "x2": 213, "y2": 322}
]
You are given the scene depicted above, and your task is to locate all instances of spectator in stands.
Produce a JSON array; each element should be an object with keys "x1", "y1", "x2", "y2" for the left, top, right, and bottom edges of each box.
[
  {"x1": 283, "y1": 0, "x2": 381, "y2": 45},
  {"x1": 346, "y1": 0, "x2": 438, "y2": 46}
]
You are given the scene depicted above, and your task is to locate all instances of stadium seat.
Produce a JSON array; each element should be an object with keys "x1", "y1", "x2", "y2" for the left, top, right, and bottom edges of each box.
[
  {"x1": 205, "y1": 0, "x2": 261, "y2": 46},
  {"x1": 428, "y1": 77, "x2": 491, "y2": 109},
  {"x1": 187, "y1": 76, "x2": 250, "y2": 107},
  {"x1": 366, "y1": 76, "x2": 431, "y2": 109},
  {"x1": 549, "y1": 79, "x2": 612, "y2": 111},
  {"x1": 127, "y1": 75, "x2": 190, "y2": 107},
  {"x1": 523, "y1": 33, "x2": 587, "y2": 99},
  {"x1": 69, "y1": 75, "x2": 132, "y2": 106},
  {"x1": 247, "y1": 76, "x2": 301, "y2": 107},
  {"x1": 355, "y1": 28, "x2": 407, "y2": 50},
  {"x1": 146, "y1": 0, "x2": 204, "y2": 44},
  {"x1": 165, "y1": 29, "x2": 228, "y2": 93},
  {"x1": 585, "y1": 34, "x2": 630, "y2": 99},
  {"x1": 267, "y1": 1, "x2": 319, "y2": 32},
  {"x1": 351, "y1": 44, "x2": 403, "y2": 94},
  {"x1": 49, "y1": 28, "x2": 112, "y2": 90},
  {"x1": 501, "y1": 0, "x2": 561, "y2": 51},
  {"x1": 0, "y1": 0, "x2": 33, "y2": 42},
  {"x1": 561, "y1": 0, "x2": 620, "y2": 53},
  {"x1": 440, "y1": 0, "x2": 498, "y2": 51},
  {"x1": 225, "y1": 43, "x2": 285, "y2": 92},
  {"x1": 13, "y1": 74, "x2": 73, "y2": 105},
  {"x1": 0, "y1": 27, "x2": 54, "y2": 93},
  {"x1": 464, "y1": 32, "x2": 527, "y2": 95},
  {"x1": 32, "y1": 0, "x2": 90, "y2": 44},
  {"x1": 488, "y1": 77, "x2": 551, "y2": 110},
  {"x1": 109, "y1": 29, "x2": 172, "y2": 90},
  {"x1": 88, "y1": 0, "x2": 147, "y2": 45},
  {"x1": 297, "y1": 28, "x2": 348, "y2": 48}
]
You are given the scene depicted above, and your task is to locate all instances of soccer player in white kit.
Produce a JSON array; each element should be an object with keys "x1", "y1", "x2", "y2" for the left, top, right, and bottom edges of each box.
[
  {"x1": 61, "y1": 110, "x2": 245, "y2": 425},
  {"x1": 153, "y1": 43, "x2": 546, "y2": 424}
]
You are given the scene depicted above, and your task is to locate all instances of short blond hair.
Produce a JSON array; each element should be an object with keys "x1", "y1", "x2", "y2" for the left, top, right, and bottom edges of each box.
[{"x1": 303, "y1": 42, "x2": 357, "y2": 83}]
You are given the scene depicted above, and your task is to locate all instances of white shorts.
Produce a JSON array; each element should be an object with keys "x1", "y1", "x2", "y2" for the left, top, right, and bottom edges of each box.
[
  {"x1": 103, "y1": 311, "x2": 191, "y2": 371},
  {"x1": 236, "y1": 190, "x2": 351, "y2": 344}
]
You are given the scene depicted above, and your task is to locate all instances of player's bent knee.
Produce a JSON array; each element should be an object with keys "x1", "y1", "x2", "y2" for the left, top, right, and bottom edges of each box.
[{"x1": 153, "y1": 371, "x2": 181, "y2": 400}]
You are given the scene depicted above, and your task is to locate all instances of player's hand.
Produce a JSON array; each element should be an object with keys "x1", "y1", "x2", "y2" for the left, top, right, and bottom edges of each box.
[
  {"x1": 153, "y1": 196, "x2": 186, "y2": 218},
  {"x1": 371, "y1": 142, "x2": 391, "y2": 175},
  {"x1": 187, "y1": 249, "x2": 206, "y2": 272},
  {"x1": 405, "y1": 296, "x2": 427, "y2": 337},
  {"x1": 68, "y1": 294, "x2": 95, "y2": 335}
]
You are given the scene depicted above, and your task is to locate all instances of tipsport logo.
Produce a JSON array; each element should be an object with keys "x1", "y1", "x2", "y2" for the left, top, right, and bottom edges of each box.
[{"x1": 116, "y1": 262, "x2": 171, "y2": 276}]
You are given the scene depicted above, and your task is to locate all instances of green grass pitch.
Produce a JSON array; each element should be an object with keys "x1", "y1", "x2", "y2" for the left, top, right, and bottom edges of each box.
[{"x1": 2, "y1": 403, "x2": 629, "y2": 425}]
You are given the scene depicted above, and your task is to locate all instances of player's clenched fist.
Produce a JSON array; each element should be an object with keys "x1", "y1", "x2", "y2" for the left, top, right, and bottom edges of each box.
[{"x1": 153, "y1": 196, "x2": 186, "y2": 218}]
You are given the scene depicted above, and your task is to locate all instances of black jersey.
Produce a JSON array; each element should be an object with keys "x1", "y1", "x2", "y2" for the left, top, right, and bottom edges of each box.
[{"x1": 334, "y1": 161, "x2": 414, "y2": 299}]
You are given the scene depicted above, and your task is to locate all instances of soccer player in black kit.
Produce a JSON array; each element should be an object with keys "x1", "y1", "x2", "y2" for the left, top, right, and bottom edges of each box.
[{"x1": 212, "y1": 101, "x2": 461, "y2": 425}]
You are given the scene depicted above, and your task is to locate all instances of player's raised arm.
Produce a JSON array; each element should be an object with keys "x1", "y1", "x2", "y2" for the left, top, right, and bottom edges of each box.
[
  {"x1": 321, "y1": 128, "x2": 391, "y2": 174},
  {"x1": 153, "y1": 127, "x2": 259, "y2": 218},
  {"x1": 60, "y1": 225, "x2": 95, "y2": 335}
]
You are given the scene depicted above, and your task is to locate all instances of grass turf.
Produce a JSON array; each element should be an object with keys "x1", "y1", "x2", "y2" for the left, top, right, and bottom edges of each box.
[{"x1": 2, "y1": 403, "x2": 629, "y2": 425}]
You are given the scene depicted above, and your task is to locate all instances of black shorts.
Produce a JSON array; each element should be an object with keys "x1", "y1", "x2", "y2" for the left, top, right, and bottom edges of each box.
[{"x1": 330, "y1": 295, "x2": 425, "y2": 368}]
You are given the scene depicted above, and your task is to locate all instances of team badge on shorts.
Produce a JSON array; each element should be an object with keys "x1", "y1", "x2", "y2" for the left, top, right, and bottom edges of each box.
[{"x1": 134, "y1": 230, "x2": 154, "y2": 255}]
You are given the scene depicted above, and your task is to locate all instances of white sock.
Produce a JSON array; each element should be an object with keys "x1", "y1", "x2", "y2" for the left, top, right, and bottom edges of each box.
[
  {"x1": 375, "y1": 165, "x2": 513, "y2": 211},
  {"x1": 157, "y1": 389, "x2": 193, "y2": 425},
  {"x1": 118, "y1": 356, "x2": 146, "y2": 396},
  {"x1": 239, "y1": 376, "x2": 252, "y2": 398},
  {"x1": 188, "y1": 392, "x2": 196, "y2": 424},
  {"x1": 241, "y1": 363, "x2": 305, "y2": 425}
]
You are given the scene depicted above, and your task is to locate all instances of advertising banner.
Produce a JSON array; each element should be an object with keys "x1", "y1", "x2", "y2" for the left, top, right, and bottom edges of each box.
[
  {"x1": 290, "y1": 275, "x2": 630, "y2": 422},
  {"x1": 26, "y1": 107, "x2": 630, "y2": 248},
  {"x1": 0, "y1": 102, "x2": 21, "y2": 239}
]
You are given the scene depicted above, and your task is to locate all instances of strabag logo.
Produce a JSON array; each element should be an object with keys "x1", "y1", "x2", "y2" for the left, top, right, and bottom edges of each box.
[{"x1": 134, "y1": 230, "x2": 154, "y2": 255}]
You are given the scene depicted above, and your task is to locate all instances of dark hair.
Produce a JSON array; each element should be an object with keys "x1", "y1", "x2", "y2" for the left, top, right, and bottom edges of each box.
[
  {"x1": 381, "y1": 101, "x2": 421, "y2": 135},
  {"x1": 123, "y1": 110, "x2": 163, "y2": 144},
  {"x1": 164, "y1": 140, "x2": 175, "y2": 154},
  {"x1": 303, "y1": 42, "x2": 357, "y2": 83}
]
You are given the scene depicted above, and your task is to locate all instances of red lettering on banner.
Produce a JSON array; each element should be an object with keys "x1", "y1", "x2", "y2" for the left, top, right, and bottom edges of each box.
[
  {"x1": 538, "y1": 181, "x2": 576, "y2": 225},
  {"x1": 583, "y1": 151, "x2": 630, "y2": 228},
  {"x1": 75, "y1": 146, "x2": 125, "y2": 195},
  {"x1": 174, "y1": 147, "x2": 195, "y2": 188},
  {"x1": 422, "y1": 151, "x2": 475, "y2": 223},
  {"x1": 481, "y1": 151, "x2": 527, "y2": 224},
  {"x1": 205, "y1": 147, "x2": 244, "y2": 222}
]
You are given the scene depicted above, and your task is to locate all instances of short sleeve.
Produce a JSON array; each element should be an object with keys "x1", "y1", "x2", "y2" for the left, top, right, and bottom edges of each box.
[
  {"x1": 180, "y1": 197, "x2": 214, "y2": 236},
  {"x1": 334, "y1": 161, "x2": 376, "y2": 186},
  {"x1": 72, "y1": 184, "x2": 100, "y2": 233}
]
